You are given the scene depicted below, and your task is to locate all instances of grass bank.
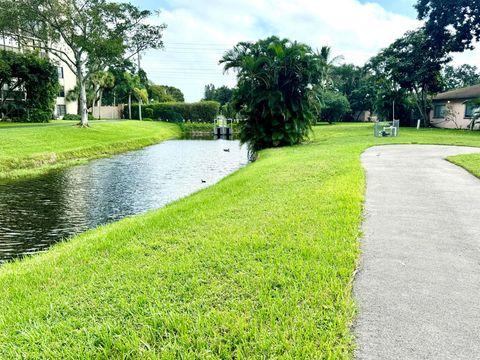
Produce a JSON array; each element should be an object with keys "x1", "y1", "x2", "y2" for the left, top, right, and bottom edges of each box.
[
  {"x1": 0, "y1": 120, "x2": 181, "y2": 181},
  {"x1": 448, "y1": 153, "x2": 480, "y2": 178},
  {"x1": 0, "y1": 124, "x2": 478, "y2": 358}
]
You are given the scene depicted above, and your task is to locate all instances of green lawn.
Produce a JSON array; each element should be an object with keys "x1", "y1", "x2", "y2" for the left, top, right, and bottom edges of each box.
[
  {"x1": 0, "y1": 120, "x2": 181, "y2": 181},
  {"x1": 0, "y1": 120, "x2": 75, "y2": 127},
  {"x1": 448, "y1": 153, "x2": 480, "y2": 178},
  {"x1": 0, "y1": 124, "x2": 478, "y2": 358}
]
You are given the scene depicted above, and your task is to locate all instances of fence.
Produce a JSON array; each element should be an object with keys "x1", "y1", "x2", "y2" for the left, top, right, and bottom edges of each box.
[{"x1": 92, "y1": 105, "x2": 124, "y2": 119}]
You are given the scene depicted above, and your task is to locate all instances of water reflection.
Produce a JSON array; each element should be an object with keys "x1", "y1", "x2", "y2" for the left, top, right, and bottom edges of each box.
[{"x1": 0, "y1": 139, "x2": 248, "y2": 262}]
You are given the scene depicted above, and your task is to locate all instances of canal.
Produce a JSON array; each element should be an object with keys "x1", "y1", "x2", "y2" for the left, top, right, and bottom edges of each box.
[{"x1": 0, "y1": 139, "x2": 248, "y2": 262}]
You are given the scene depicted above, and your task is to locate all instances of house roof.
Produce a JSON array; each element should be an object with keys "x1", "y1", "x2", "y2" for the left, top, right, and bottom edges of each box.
[{"x1": 434, "y1": 84, "x2": 480, "y2": 101}]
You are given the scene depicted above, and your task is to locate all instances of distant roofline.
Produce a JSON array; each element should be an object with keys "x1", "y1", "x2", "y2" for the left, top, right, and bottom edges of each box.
[{"x1": 434, "y1": 84, "x2": 480, "y2": 101}]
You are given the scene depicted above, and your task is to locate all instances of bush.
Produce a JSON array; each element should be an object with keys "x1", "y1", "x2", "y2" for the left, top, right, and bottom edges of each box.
[
  {"x1": 31, "y1": 110, "x2": 52, "y2": 123},
  {"x1": 63, "y1": 113, "x2": 95, "y2": 121},
  {"x1": 124, "y1": 101, "x2": 220, "y2": 122},
  {"x1": 144, "y1": 108, "x2": 154, "y2": 118},
  {"x1": 63, "y1": 114, "x2": 81, "y2": 121},
  {"x1": 156, "y1": 109, "x2": 184, "y2": 123}
]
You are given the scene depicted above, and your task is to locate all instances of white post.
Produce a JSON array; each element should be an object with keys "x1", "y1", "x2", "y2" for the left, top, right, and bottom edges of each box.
[{"x1": 417, "y1": 119, "x2": 421, "y2": 130}]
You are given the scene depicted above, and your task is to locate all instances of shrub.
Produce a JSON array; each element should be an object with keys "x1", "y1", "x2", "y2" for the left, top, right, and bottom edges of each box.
[
  {"x1": 156, "y1": 109, "x2": 183, "y2": 122},
  {"x1": 63, "y1": 114, "x2": 81, "y2": 121},
  {"x1": 144, "y1": 108, "x2": 154, "y2": 118},
  {"x1": 0, "y1": 51, "x2": 58, "y2": 121},
  {"x1": 124, "y1": 101, "x2": 220, "y2": 122},
  {"x1": 30, "y1": 110, "x2": 52, "y2": 123}
]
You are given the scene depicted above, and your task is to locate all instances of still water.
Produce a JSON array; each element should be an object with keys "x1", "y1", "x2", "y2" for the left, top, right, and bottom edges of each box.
[{"x1": 0, "y1": 139, "x2": 248, "y2": 262}]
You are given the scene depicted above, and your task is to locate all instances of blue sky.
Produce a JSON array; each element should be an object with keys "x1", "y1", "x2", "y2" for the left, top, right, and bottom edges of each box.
[
  {"x1": 359, "y1": 0, "x2": 417, "y2": 18},
  {"x1": 129, "y1": 0, "x2": 479, "y2": 102}
]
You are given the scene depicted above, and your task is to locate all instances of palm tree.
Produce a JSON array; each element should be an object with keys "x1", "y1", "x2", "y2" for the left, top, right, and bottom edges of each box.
[
  {"x1": 91, "y1": 71, "x2": 115, "y2": 120},
  {"x1": 318, "y1": 46, "x2": 344, "y2": 89},
  {"x1": 123, "y1": 72, "x2": 142, "y2": 120},
  {"x1": 220, "y1": 36, "x2": 324, "y2": 151}
]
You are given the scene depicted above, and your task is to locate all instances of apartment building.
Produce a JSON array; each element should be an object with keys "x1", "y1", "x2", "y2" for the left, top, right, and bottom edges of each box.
[{"x1": 1, "y1": 34, "x2": 78, "y2": 118}]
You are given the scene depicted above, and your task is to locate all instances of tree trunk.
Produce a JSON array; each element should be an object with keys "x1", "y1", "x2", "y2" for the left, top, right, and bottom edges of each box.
[
  {"x1": 128, "y1": 93, "x2": 132, "y2": 120},
  {"x1": 98, "y1": 89, "x2": 103, "y2": 120},
  {"x1": 138, "y1": 99, "x2": 142, "y2": 121},
  {"x1": 413, "y1": 88, "x2": 429, "y2": 128},
  {"x1": 78, "y1": 76, "x2": 88, "y2": 126}
]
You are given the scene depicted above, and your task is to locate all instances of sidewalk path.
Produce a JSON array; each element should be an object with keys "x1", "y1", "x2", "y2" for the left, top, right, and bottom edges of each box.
[{"x1": 354, "y1": 145, "x2": 480, "y2": 360}]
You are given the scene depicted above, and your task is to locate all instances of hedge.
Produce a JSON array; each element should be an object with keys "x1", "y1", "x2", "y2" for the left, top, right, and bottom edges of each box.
[{"x1": 124, "y1": 101, "x2": 220, "y2": 122}]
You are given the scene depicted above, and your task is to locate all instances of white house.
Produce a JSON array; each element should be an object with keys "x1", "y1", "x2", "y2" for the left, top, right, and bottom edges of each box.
[{"x1": 1, "y1": 34, "x2": 78, "y2": 118}]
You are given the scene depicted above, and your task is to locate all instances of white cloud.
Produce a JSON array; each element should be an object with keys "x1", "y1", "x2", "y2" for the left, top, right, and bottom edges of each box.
[{"x1": 139, "y1": 0, "x2": 480, "y2": 102}]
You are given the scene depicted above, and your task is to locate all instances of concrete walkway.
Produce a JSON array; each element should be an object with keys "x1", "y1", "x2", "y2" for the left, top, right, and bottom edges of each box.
[{"x1": 354, "y1": 145, "x2": 480, "y2": 360}]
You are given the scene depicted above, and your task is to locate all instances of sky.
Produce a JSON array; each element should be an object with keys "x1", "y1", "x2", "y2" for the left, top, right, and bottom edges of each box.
[{"x1": 131, "y1": 0, "x2": 480, "y2": 102}]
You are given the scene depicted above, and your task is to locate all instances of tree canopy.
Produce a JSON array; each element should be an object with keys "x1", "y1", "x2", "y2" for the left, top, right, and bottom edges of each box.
[
  {"x1": 368, "y1": 29, "x2": 447, "y2": 126},
  {"x1": 442, "y1": 64, "x2": 480, "y2": 91},
  {"x1": 220, "y1": 36, "x2": 323, "y2": 151},
  {"x1": 203, "y1": 84, "x2": 234, "y2": 106},
  {"x1": 416, "y1": 0, "x2": 480, "y2": 53},
  {"x1": 153, "y1": 85, "x2": 185, "y2": 103},
  {"x1": 330, "y1": 64, "x2": 374, "y2": 120}
]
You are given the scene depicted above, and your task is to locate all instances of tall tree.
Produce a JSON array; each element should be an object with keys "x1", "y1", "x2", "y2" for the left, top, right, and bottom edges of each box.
[
  {"x1": 373, "y1": 29, "x2": 448, "y2": 126},
  {"x1": 365, "y1": 53, "x2": 416, "y2": 123},
  {"x1": 220, "y1": 36, "x2": 323, "y2": 151},
  {"x1": 149, "y1": 84, "x2": 175, "y2": 103},
  {"x1": 163, "y1": 86, "x2": 185, "y2": 102},
  {"x1": 0, "y1": 0, "x2": 166, "y2": 126},
  {"x1": 203, "y1": 84, "x2": 233, "y2": 105},
  {"x1": 101, "y1": 60, "x2": 136, "y2": 106},
  {"x1": 442, "y1": 64, "x2": 480, "y2": 91},
  {"x1": 331, "y1": 64, "x2": 375, "y2": 120},
  {"x1": 149, "y1": 85, "x2": 184, "y2": 103},
  {"x1": 416, "y1": 0, "x2": 480, "y2": 53},
  {"x1": 318, "y1": 46, "x2": 344, "y2": 89},
  {"x1": 124, "y1": 72, "x2": 141, "y2": 120}
]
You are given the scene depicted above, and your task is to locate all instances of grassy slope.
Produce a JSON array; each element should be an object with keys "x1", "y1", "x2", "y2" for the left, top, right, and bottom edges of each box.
[
  {"x1": 0, "y1": 121, "x2": 181, "y2": 181},
  {"x1": 0, "y1": 124, "x2": 478, "y2": 359}
]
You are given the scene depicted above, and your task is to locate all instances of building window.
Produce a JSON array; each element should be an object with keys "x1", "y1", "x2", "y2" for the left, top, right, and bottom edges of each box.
[
  {"x1": 464, "y1": 102, "x2": 479, "y2": 118},
  {"x1": 58, "y1": 86, "x2": 65, "y2": 97},
  {"x1": 57, "y1": 67, "x2": 64, "y2": 79},
  {"x1": 56, "y1": 105, "x2": 66, "y2": 116},
  {"x1": 433, "y1": 104, "x2": 446, "y2": 118}
]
